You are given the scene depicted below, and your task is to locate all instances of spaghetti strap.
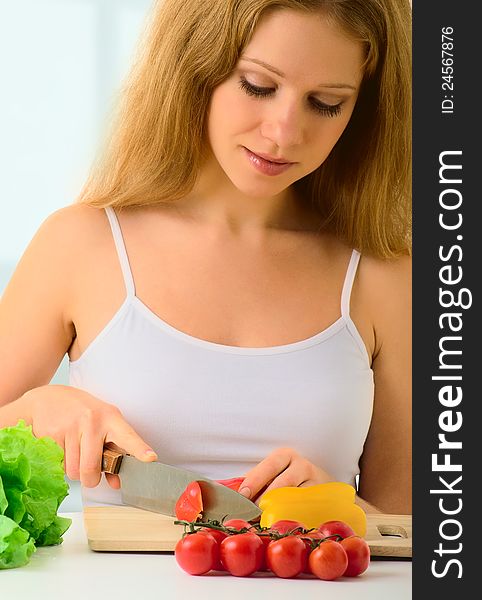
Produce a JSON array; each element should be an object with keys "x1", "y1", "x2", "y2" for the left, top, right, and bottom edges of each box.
[
  {"x1": 104, "y1": 207, "x2": 136, "y2": 297},
  {"x1": 340, "y1": 249, "x2": 361, "y2": 319}
]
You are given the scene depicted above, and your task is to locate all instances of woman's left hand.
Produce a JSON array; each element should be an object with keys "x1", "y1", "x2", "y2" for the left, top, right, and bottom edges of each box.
[{"x1": 239, "y1": 447, "x2": 333, "y2": 504}]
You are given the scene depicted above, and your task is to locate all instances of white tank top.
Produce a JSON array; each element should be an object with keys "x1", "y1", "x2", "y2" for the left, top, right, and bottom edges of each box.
[{"x1": 70, "y1": 207, "x2": 374, "y2": 506}]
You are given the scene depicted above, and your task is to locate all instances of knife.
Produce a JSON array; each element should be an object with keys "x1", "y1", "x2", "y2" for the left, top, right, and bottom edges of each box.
[{"x1": 102, "y1": 447, "x2": 262, "y2": 522}]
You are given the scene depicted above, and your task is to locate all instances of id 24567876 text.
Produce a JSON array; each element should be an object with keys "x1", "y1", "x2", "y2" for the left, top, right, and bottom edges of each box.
[{"x1": 441, "y1": 26, "x2": 454, "y2": 115}]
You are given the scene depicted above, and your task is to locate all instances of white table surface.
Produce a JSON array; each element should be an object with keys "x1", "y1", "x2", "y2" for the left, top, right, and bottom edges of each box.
[{"x1": 2, "y1": 512, "x2": 412, "y2": 600}]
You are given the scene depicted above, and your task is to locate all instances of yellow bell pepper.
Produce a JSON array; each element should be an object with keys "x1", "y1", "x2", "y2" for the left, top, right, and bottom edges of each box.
[{"x1": 258, "y1": 482, "x2": 367, "y2": 537}]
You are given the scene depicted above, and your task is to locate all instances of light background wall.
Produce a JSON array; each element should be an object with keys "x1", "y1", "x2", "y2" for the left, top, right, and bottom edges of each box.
[
  {"x1": 0, "y1": 0, "x2": 155, "y2": 510},
  {"x1": 0, "y1": 0, "x2": 153, "y2": 284}
]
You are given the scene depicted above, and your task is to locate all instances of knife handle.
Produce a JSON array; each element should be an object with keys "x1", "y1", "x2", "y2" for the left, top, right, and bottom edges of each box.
[{"x1": 102, "y1": 447, "x2": 124, "y2": 474}]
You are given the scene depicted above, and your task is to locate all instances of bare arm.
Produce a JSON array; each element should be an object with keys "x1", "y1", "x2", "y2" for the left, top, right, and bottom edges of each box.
[
  {"x1": 357, "y1": 255, "x2": 412, "y2": 514},
  {"x1": 0, "y1": 207, "x2": 157, "y2": 486},
  {"x1": 0, "y1": 209, "x2": 75, "y2": 407}
]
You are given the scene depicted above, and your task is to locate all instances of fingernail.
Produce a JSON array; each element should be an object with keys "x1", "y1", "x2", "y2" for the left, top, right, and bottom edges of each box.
[
  {"x1": 239, "y1": 487, "x2": 251, "y2": 498},
  {"x1": 144, "y1": 449, "x2": 157, "y2": 458}
]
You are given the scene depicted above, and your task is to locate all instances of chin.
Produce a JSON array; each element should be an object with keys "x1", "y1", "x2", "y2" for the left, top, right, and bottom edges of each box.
[{"x1": 228, "y1": 172, "x2": 292, "y2": 199}]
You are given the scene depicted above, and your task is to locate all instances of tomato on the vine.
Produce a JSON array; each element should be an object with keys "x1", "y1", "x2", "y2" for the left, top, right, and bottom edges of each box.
[
  {"x1": 175, "y1": 515, "x2": 367, "y2": 581},
  {"x1": 223, "y1": 518, "x2": 254, "y2": 531},
  {"x1": 220, "y1": 532, "x2": 264, "y2": 576},
  {"x1": 297, "y1": 530, "x2": 323, "y2": 574},
  {"x1": 266, "y1": 536, "x2": 308, "y2": 578},
  {"x1": 175, "y1": 532, "x2": 218, "y2": 575},
  {"x1": 256, "y1": 533, "x2": 272, "y2": 571},
  {"x1": 340, "y1": 536, "x2": 370, "y2": 577},
  {"x1": 198, "y1": 527, "x2": 227, "y2": 545},
  {"x1": 270, "y1": 519, "x2": 306, "y2": 535},
  {"x1": 317, "y1": 520, "x2": 355, "y2": 540},
  {"x1": 309, "y1": 540, "x2": 348, "y2": 581},
  {"x1": 301, "y1": 530, "x2": 324, "y2": 540},
  {"x1": 198, "y1": 528, "x2": 228, "y2": 570}
]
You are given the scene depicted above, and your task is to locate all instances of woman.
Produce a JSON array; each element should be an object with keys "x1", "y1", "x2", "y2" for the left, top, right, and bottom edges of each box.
[{"x1": 0, "y1": 0, "x2": 411, "y2": 514}]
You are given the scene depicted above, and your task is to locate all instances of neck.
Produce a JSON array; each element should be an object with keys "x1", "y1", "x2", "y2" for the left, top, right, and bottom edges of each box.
[{"x1": 174, "y1": 152, "x2": 310, "y2": 236}]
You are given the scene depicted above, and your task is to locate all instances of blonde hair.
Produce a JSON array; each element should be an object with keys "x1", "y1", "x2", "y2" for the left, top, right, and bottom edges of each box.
[{"x1": 78, "y1": 0, "x2": 411, "y2": 258}]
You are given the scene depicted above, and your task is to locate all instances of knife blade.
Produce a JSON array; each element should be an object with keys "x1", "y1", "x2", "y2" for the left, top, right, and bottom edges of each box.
[{"x1": 102, "y1": 447, "x2": 261, "y2": 522}]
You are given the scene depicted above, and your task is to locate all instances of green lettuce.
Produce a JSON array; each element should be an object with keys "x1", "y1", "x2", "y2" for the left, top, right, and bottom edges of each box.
[
  {"x1": 0, "y1": 420, "x2": 72, "y2": 569},
  {"x1": 0, "y1": 515, "x2": 36, "y2": 569}
]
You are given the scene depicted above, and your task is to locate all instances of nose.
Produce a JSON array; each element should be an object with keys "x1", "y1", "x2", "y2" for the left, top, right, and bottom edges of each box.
[{"x1": 259, "y1": 98, "x2": 305, "y2": 149}]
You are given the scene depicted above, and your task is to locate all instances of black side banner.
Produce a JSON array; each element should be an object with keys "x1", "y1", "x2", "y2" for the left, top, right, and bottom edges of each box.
[{"x1": 413, "y1": 1, "x2": 478, "y2": 596}]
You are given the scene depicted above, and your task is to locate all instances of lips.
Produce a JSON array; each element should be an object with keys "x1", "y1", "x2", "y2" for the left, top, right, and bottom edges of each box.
[
  {"x1": 243, "y1": 147, "x2": 295, "y2": 176},
  {"x1": 252, "y1": 150, "x2": 293, "y2": 164}
]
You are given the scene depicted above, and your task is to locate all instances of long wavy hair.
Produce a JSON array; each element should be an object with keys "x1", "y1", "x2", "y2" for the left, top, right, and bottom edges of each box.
[{"x1": 78, "y1": 0, "x2": 412, "y2": 258}]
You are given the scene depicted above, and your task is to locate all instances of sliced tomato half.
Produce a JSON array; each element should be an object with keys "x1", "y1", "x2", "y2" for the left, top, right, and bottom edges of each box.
[{"x1": 175, "y1": 481, "x2": 203, "y2": 521}]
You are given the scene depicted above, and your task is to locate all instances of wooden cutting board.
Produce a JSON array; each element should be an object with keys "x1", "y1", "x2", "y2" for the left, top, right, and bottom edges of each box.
[{"x1": 83, "y1": 506, "x2": 412, "y2": 558}]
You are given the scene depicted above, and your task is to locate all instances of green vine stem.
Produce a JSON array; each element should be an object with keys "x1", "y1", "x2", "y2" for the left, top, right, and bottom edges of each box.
[{"x1": 173, "y1": 518, "x2": 344, "y2": 549}]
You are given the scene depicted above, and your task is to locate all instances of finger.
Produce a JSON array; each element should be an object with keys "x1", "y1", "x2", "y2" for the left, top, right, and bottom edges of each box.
[
  {"x1": 239, "y1": 450, "x2": 292, "y2": 500},
  {"x1": 256, "y1": 464, "x2": 306, "y2": 500},
  {"x1": 33, "y1": 425, "x2": 65, "y2": 452},
  {"x1": 64, "y1": 430, "x2": 80, "y2": 481},
  {"x1": 79, "y1": 426, "x2": 104, "y2": 488},
  {"x1": 105, "y1": 473, "x2": 121, "y2": 489},
  {"x1": 259, "y1": 461, "x2": 334, "y2": 498},
  {"x1": 105, "y1": 418, "x2": 158, "y2": 462},
  {"x1": 298, "y1": 471, "x2": 333, "y2": 487}
]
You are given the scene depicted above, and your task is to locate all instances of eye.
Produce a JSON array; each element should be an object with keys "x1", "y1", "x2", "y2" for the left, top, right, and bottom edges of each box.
[
  {"x1": 239, "y1": 77, "x2": 274, "y2": 98},
  {"x1": 239, "y1": 76, "x2": 343, "y2": 118},
  {"x1": 310, "y1": 99, "x2": 342, "y2": 118}
]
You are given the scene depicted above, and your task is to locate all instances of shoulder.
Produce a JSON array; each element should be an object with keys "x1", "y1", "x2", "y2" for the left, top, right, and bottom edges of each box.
[
  {"x1": 357, "y1": 253, "x2": 411, "y2": 356},
  {"x1": 35, "y1": 203, "x2": 108, "y2": 246},
  {"x1": 12, "y1": 204, "x2": 112, "y2": 306},
  {"x1": 26, "y1": 204, "x2": 113, "y2": 274},
  {"x1": 0, "y1": 205, "x2": 109, "y2": 340},
  {"x1": 359, "y1": 252, "x2": 411, "y2": 297},
  {"x1": 8, "y1": 204, "x2": 108, "y2": 279}
]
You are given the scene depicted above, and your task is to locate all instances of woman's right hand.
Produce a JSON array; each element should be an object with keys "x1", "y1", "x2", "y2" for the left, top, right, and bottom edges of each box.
[
  {"x1": 0, "y1": 207, "x2": 157, "y2": 490},
  {"x1": 23, "y1": 384, "x2": 158, "y2": 489}
]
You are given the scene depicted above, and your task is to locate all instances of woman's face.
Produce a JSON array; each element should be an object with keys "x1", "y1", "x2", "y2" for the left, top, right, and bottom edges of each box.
[{"x1": 206, "y1": 9, "x2": 365, "y2": 199}]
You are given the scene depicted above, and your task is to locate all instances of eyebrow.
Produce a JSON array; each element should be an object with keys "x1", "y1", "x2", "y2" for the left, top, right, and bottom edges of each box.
[{"x1": 240, "y1": 56, "x2": 357, "y2": 91}]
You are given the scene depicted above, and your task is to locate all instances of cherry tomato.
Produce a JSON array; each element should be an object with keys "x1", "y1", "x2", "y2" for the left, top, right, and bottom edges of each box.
[
  {"x1": 267, "y1": 536, "x2": 308, "y2": 578},
  {"x1": 175, "y1": 532, "x2": 218, "y2": 575},
  {"x1": 340, "y1": 536, "x2": 371, "y2": 577},
  {"x1": 297, "y1": 531, "x2": 323, "y2": 573},
  {"x1": 298, "y1": 530, "x2": 324, "y2": 544},
  {"x1": 256, "y1": 533, "x2": 272, "y2": 571},
  {"x1": 199, "y1": 528, "x2": 227, "y2": 545},
  {"x1": 317, "y1": 520, "x2": 355, "y2": 540},
  {"x1": 270, "y1": 519, "x2": 306, "y2": 535},
  {"x1": 216, "y1": 477, "x2": 246, "y2": 492},
  {"x1": 175, "y1": 481, "x2": 203, "y2": 521},
  {"x1": 220, "y1": 532, "x2": 264, "y2": 576},
  {"x1": 198, "y1": 528, "x2": 228, "y2": 570},
  {"x1": 309, "y1": 540, "x2": 348, "y2": 581},
  {"x1": 223, "y1": 518, "x2": 254, "y2": 531}
]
